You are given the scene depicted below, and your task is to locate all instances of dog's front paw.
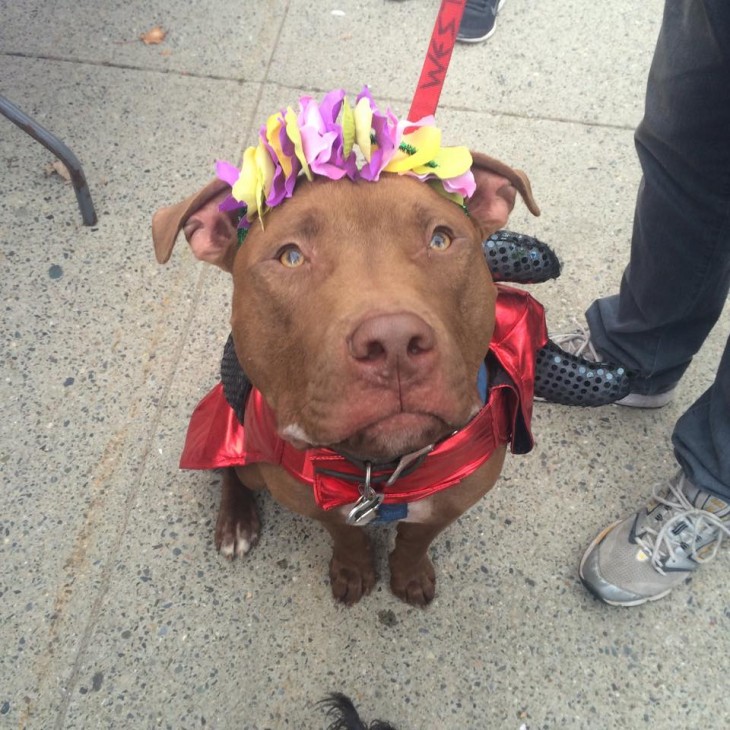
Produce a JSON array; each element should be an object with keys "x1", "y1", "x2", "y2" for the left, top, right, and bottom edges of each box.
[
  {"x1": 215, "y1": 506, "x2": 260, "y2": 559},
  {"x1": 329, "y1": 554, "x2": 376, "y2": 606},
  {"x1": 215, "y1": 471, "x2": 261, "y2": 559},
  {"x1": 389, "y1": 555, "x2": 436, "y2": 606}
]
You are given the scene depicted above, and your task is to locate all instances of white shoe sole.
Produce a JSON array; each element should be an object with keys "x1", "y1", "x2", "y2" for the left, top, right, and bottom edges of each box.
[{"x1": 616, "y1": 388, "x2": 676, "y2": 409}]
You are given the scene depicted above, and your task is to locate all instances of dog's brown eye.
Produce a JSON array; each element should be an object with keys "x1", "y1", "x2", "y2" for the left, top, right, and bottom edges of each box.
[
  {"x1": 277, "y1": 245, "x2": 304, "y2": 268},
  {"x1": 429, "y1": 230, "x2": 452, "y2": 252}
]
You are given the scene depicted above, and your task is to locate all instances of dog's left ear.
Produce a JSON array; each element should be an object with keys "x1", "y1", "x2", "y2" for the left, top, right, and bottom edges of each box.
[{"x1": 467, "y1": 151, "x2": 540, "y2": 236}]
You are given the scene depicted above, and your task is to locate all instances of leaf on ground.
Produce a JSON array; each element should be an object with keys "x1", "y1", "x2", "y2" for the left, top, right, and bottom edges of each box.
[
  {"x1": 140, "y1": 26, "x2": 167, "y2": 45},
  {"x1": 44, "y1": 160, "x2": 72, "y2": 183}
]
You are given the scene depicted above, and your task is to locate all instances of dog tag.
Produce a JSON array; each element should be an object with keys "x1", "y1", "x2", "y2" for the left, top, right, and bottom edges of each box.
[
  {"x1": 346, "y1": 463, "x2": 384, "y2": 526},
  {"x1": 346, "y1": 492, "x2": 384, "y2": 526}
]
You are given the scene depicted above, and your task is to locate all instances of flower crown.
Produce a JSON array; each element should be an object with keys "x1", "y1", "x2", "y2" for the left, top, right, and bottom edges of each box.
[{"x1": 215, "y1": 87, "x2": 476, "y2": 230}]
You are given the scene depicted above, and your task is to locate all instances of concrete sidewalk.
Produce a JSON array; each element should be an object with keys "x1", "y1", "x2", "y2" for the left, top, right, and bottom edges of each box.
[{"x1": 1, "y1": 1, "x2": 728, "y2": 727}]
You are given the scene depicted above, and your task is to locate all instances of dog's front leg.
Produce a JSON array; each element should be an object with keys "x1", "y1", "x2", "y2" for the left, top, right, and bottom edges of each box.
[
  {"x1": 390, "y1": 446, "x2": 508, "y2": 606},
  {"x1": 389, "y1": 522, "x2": 441, "y2": 606},
  {"x1": 322, "y1": 522, "x2": 377, "y2": 606},
  {"x1": 215, "y1": 466, "x2": 262, "y2": 558},
  {"x1": 255, "y1": 464, "x2": 376, "y2": 605}
]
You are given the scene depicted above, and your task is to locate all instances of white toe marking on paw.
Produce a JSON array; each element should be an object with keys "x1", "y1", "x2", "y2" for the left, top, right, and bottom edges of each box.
[{"x1": 235, "y1": 526, "x2": 251, "y2": 555}]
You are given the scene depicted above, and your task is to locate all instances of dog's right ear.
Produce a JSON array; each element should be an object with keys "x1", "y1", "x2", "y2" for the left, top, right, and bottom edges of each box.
[
  {"x1": 466, "y1": 151, "x2": 540, "y2": 238},
  {"x1": 152, "y1": 178, "x2": 237, "y2": 271}
]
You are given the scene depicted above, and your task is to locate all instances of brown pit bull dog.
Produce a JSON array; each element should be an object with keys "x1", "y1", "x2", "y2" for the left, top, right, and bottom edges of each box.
[{"x1": 152, "y1": 91, "x2": 546, "y2": 606}]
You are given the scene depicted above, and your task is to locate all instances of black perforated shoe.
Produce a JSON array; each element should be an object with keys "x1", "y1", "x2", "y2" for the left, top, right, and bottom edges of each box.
[
  {"x1": 534, "y1": 338, "x2": 631, "y2": 407},
  {"x1": 547, "y1": 325, "x2": 676, "y2": 408},
  {"x1": 483, "y1": 230, "x2": 562, "y2": 284}
]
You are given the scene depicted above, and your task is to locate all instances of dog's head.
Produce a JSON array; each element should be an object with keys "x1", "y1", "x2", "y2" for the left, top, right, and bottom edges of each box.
[{"x1": 153, "y1": 92, "x2": 539, "y2": 462}]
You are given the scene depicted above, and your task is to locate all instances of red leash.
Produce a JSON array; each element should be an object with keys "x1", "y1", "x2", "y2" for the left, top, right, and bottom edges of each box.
[{"x1": 408, "y1": 0, "x2": 467, "y2": 122}]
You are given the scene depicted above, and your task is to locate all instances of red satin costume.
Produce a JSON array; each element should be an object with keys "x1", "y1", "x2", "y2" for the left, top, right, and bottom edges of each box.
[{"x1": 180, "y1": 286, "x2": 547, "y2": 511}]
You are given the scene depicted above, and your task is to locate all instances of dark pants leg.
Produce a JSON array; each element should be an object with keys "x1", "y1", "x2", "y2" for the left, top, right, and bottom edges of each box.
[
  {"x1": 585, "y1": 0, "x2": 730, "y2": 499},
  {"x1": 672, "y1": 335, "x2": 730, "y2": 498}
]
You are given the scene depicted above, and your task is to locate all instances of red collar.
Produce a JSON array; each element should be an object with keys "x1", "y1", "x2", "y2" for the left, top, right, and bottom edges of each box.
[{"x1": 180, "y1": 285, "x2": 547, "y2": 511}]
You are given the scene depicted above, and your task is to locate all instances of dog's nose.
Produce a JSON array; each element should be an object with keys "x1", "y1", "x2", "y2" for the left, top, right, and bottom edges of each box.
[{"x1": 349, "y1": 313, "x2": 436, "y2": 379}]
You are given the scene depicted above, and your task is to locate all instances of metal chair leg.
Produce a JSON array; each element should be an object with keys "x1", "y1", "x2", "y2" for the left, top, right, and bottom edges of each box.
[{"x1": 0, "y1": 94, "x2": 97, "y2": 226}]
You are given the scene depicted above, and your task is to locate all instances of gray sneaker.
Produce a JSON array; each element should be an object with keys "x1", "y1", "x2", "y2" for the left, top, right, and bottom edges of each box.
[
  {"x1": 580, "y1": 471, "x2": 730, "y2": 606},
  {"x1": 551, "y1": 324, "x2": 677, "y2": 408}
]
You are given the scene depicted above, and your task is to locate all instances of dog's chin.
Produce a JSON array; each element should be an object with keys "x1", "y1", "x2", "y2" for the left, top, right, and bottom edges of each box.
[{"x1": 333, "y1": 412, "x2": 452, "y2": 463}]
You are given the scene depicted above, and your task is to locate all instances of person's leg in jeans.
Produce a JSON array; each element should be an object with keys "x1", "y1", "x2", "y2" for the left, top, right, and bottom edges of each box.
[
  {"x1": 673, "y1": 334, "x2": 730, "y2": 500},
  {"x1": 587, "y1": 0, "x2": 730, "y2": 398},
  {"x1": 576, "y1": 0, "x2": 730, "y2": 605}
]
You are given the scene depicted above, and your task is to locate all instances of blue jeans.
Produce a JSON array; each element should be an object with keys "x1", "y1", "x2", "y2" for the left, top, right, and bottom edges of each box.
[{"x1": 585, "y1": 0, "x2": 730, "y2": 500}]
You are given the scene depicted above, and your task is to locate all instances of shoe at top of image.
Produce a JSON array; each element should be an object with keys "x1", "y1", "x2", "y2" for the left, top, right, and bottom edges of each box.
[{"x1": 457, "y1": 0, "x2": 508, "y2": 44}]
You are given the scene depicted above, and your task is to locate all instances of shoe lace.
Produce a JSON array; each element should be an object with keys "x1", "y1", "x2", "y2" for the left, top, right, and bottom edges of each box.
[
  {"x1": 634, "y1": 477, "x2": 730, "y2": 575},
  {"x1": 551, "y1": 323, "x2": 600, "y2": 362}
]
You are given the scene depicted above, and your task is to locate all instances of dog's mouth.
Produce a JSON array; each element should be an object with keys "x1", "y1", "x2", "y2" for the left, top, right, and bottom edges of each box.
[
  {"x1": 331, "y1": 411, "x2": 453, "y2": 463},
  {"x1": 276, "y1": 378, "x2": 482, "y2": 461}
]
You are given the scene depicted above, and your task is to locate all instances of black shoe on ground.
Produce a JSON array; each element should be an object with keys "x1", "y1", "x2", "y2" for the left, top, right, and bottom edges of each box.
[{"x1": 457, "y1": 0, "x2": 507, "y2": 44}]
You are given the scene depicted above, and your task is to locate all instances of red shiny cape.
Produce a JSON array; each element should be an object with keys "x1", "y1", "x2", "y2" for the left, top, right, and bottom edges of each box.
[{"x1": 179, "y1": 285, "x2": 547, "y2": 510}]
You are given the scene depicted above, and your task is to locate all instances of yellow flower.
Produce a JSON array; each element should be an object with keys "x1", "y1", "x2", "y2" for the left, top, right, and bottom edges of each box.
[
  {"x1": 254, "y1": 142, "x2": 275, "y2": 218},
  {"x1": 415, "y1": 145, "x2": 473, "y2": 180},
  {"x1": 354, "y1": 96, "x2": 374, "y2": 161},
  {"x1": 265, "y1": 112, "x2": 293, "y2": 180},
  {"x1": 341, "y1": 98, "x2": 356, "y2": 158},
  {"x1": 284, "y1": 107, "x2": 312, "y2": 181},
  {"x1": 384, "y1": 126, "x2": 442, "y2": 173},
  {"x1": 231, "y1": 145, "x2": 259, "y2": 217}
]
